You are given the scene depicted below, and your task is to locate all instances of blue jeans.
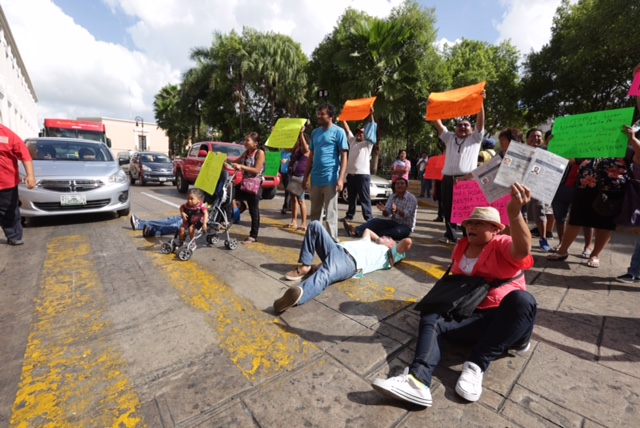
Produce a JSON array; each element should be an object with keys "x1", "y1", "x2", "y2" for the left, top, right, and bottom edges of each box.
[
  {"x1": 628, "y1": 240, "x2": 640, "y2": 278},
  {"x1": 354, "y1": 218, "x2": 411, "y2": 240},
  {"x1": 409, "y1": 290, "x2": 537, "y2": 387},
  {"x1": 345, "y1": 174, "x2": 373, "y2": 221},
  {"x1": 297, "y1": 221, "x2": 357, "y2": 305},
  {"x1": 420, "y1": 177, "x2": 432, "y2": 197},
  {"x1": 138, "y1": 216, "x2": 183, "y2": 236}
]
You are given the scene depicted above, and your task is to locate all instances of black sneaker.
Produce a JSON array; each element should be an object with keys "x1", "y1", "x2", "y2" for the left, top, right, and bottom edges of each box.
[
  {"x1": 615, "y1": 274, "x2": 640, "y2": 284},
  {"x1": 143, "y1": 225, "x2": 156, "y2": 238},
  {"x1": 530, "y1": 227, "x2": 539, "y2": 237},
  {"x1": 546, "y1": 231, "x2": 553, "y2": 239},
  {"x1": 433, "y1": 216, "x2": 444, "y2": 222}
]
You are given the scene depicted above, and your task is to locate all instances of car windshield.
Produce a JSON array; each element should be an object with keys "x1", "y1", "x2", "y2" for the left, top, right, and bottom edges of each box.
[
  {"x1": 142, "y1": 154, "x2": 171, "y2": 163},
  {"x1": 211, "y1": 144, "x2": 245, "y2": 157},
  {"x1": 27, "y1": 140, "x2": 114, "y2": 162}
]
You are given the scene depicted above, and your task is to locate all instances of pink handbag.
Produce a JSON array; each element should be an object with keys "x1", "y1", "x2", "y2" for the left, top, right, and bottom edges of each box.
[{"x1": 240, "y1": 176, "x2": 261, "y2": 195}]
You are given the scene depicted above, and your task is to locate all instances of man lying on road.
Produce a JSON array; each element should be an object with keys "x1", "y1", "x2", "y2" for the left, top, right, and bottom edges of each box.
[{"x1": 274, "y1": 220, "x2": 412, "y2": 313}]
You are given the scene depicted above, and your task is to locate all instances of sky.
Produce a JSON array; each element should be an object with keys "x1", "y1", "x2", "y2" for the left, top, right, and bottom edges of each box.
[{"x1": 2, "y1": 0, "x2": 570, "y2": 128}]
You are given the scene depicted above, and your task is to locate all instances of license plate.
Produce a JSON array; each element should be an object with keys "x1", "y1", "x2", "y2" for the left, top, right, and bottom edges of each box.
[
  {"x1": 60, "y1": 194, "x2": 87, "y2": 206},
  {"x1": 159, "y1": 177, "x2": 166, "y2": 182}
]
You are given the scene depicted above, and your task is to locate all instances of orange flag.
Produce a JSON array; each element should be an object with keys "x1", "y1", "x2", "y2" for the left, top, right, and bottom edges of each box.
[
  {"x1": 424, "y1": 155, "x2": 445, "y2": 180},
  {"x1": 338, "y1": 97, "x2": 377, "y2": 121},
  {"x1": 426, "y1": 82, "x2": 486, "y2": 121}
]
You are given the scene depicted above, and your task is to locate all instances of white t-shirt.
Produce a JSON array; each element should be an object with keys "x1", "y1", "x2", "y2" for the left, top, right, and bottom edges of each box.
[
  {"x1": 440, "y1": 128, "x2": 483, "y2": 176},
  {"x1": 346, "y1": 133, "x2": 374, "y2": 175}
]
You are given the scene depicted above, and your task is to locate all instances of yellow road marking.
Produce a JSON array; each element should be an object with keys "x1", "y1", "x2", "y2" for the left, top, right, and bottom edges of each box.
[
  {"x1": 11, "y1": 236, "x2": 144, "y2": 428},
  {"x1": 139, "y1": 234, "x2": 318, "y2": 381}
]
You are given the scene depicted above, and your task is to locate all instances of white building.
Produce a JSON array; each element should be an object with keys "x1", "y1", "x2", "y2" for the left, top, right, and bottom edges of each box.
[
  {"x1": 0, "y1": 6, "x2": 38, "y2": 139},
  {"x1": 78, "y1": 117, "x2": 170, "y2": 155}
]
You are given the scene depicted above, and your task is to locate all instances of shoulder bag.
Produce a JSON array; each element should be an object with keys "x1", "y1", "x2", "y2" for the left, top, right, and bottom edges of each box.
[
  {"x1": 286, "y1": 176, "x2": 304, "y2": 197},
  {"x1": 614, "y1": 166, "x2": 640, "y2": 228},
  {"x1": 240, "y1": 176, "x2": 262, "y2": 195},
  {"x1": 414, "y1": 265, "x2": 523, "y2": 322}
]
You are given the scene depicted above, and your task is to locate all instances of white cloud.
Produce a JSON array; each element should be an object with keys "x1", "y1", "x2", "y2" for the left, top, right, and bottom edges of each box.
[
  {"x1": 494, "y1": 0, "x2": 578, "y2": 55},
  {"x1": 3, "y1": 0, "x2": 402, "y2": 125}
]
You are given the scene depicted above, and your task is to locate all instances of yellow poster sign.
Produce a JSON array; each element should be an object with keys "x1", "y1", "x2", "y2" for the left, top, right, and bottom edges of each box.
[
  {"x1": 265, "y1": 118, "x2": 307, "y2": 149},
  {"x1": 194, "y1": 152, "x2": 227, "y2": 195}
]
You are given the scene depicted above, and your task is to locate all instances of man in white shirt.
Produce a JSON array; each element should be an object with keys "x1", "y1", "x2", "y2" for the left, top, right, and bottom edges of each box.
[{"x1": 429, "y1": 91, "x2": 486, "y2": 244}]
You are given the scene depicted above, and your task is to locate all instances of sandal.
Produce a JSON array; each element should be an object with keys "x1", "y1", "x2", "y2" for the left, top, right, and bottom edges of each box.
[
  {"x1": 547, "y1": 253, "x2": 569, "y2": 261},
  {"x1": 297, "y1": 225, "x2": 307, "y2": 232},
  {"x1": 284, "y1": 265, "x2": 311, "y2": 281},
  {"x1": 586, "y1": 256, "x2": 600, "y2": 268},
  {"x1": 581, "y1": 248, "x2": 593, "y2": 259},
  {"x1": 342, "y1": 218, "x2": 357, "y2": 237},
  {"x1": 242, "y1": 237, "x2": 256, "y2": 245},
  {"x1": 285, "y1": 223, "x2": 297, "y2": 229}
]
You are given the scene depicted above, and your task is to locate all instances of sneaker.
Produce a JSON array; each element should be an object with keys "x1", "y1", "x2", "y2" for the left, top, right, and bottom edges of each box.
[
  {"x1": 509, "y1": 341, "x2": 531, "y2": 356},
  {"x1": 616, "y1": 273, "x2": 640, "y2": 284},
  {"x1": 546, "y1": 231, "x2": 553, "y2": 239},
  {"x1": 439, "y1": 237, "x2": 457, "y2": 244},
  {"x1": 530, "y1": 227, "x2": 540, "y2": 237},
  {"x1": 539, "y1": 238, "x2": 551, "y2": 252},
  {"x1": 371, "y1": 368, "x2": 432, "y2": 407},
  {"x1": 130, "y1": 214, "x2": 139, "y2": 230},
  {"x1": 142, "y1": 225, "x2": 156, "y2": 238},
  {"x1": 7, "y1": 239, "x2": 24, "y2": 246},
  {"x1": 455, "y1": 361, "x2": 483, "y2": 402},
  {"x1": 274, "y1": 286, "x2": 303, "y2": 313},
  {"x1": 433, "y1": 216, "x2": 444, "y2": 222}
]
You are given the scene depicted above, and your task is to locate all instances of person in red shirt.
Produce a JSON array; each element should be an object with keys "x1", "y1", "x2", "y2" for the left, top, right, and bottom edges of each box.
[
  {"x1": 0, "y1": 124, "x2": 36, "y2": 245},
  {"x1": 372, "y1": 183, "x2": 536, "y2": 407}
]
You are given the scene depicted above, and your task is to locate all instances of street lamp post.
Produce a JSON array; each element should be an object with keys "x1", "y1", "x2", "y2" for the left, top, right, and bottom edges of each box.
[{"x1": 135, "y1": 116, "x2": 147, "y2": 151}]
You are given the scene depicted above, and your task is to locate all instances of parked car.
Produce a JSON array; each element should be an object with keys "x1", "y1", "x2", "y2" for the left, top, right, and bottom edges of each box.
[
  {"x1": 116, "y1": 150, "x2": 136, "y2": 174},
  {"x1": 340, "y1": 174, "x2": 392, "y2": 204},
  {"x1": 129, "y1": 151, "x2": 175, "y2": 185},
  {"x1": 19, "y1": 137, "x2": 130, "y2": 221},
  {"x1": 173, "y1": 141, "x2": 281, "y2": 199}
]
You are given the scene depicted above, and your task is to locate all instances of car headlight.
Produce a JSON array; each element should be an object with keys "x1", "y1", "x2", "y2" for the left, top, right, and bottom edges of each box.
[
  {"x1": 109, "y1": 169, "x2": 128, "y2": 183},
  {"x1": 142, "y1": 165, "x2": 151, "y2": 171}
]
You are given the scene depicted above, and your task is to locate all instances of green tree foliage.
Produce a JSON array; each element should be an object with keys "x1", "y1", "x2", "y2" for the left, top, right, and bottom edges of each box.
[
  {"x1": 521, "y1": 0, "x2": 640, "y2": 124},
  {"x1": 153, "y1": 84, "x2": 190, "y2": 156}
]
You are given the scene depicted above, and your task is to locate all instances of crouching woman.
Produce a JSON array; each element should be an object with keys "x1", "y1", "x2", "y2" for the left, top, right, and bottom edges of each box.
[{"x1": 372, "y1": 183, "x2": 537, "y2": 407}]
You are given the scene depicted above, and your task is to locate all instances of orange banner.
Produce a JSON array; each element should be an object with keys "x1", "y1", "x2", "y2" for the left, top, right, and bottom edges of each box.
[
  {"x1": 338, "y1": 97, "x2": 377, "y2": 122},
  {"x1": 426, "y1": 81, "x2": 486, "y2": 121},
  {"x1": 424, "y1": 155, "x2": 445, "y2": 180}
]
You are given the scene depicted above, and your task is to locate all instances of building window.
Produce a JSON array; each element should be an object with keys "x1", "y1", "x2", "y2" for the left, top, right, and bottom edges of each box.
[{"x1": 138, "y1": 135, "x2": 147, "y2": 151}]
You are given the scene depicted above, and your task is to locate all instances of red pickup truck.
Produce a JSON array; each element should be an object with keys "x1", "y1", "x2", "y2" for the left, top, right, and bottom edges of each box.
[{"x1": 173, "y1": 141, "x2": 281, "y2": 199}]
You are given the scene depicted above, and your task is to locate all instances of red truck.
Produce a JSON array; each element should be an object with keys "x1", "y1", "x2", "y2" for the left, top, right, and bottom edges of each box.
[{"x1": 173, "y1": 141, "x2": 281, "y2": 199}]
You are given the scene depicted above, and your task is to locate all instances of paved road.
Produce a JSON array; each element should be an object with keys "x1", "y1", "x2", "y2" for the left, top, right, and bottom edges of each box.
[{"x1": 1, "y1": 182, "x2": 638, "y2": 427}]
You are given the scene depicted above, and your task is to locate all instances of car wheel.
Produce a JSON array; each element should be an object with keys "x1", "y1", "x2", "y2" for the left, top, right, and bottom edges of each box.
[
  {"x1": 341, "y1": 187, "x2": 349, "y2": 204},
  {"x1": 117, "y1": 207, "x2": 130, "y2": 217},
  {"x1": 176, "y1": 172, "x2": 189, "y2": 193},
  {"x1": 261, "y1": 186, "x2": 278, "y2": 200}
]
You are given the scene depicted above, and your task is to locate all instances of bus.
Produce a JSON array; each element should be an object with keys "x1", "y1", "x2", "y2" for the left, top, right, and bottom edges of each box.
[{"x1": 41, "y1": 119, "x2": 111, "y2": 147}]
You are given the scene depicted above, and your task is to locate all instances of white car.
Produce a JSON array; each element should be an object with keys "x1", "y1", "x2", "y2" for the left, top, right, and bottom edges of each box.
[
  {"x1": 19, "y1": 137, "x2": 130, "y2": 221},
  {"x1": 340, "y1": 174, "x2": 392, "y2": 204}
]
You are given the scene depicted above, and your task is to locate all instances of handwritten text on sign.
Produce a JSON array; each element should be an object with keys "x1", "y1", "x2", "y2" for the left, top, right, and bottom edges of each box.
[
  {"x1": 426, "y1": 81, "x2": 486, "y2": 121},
  {"x1": 548, "y1": 107, "x2": 635, "y2": 159},
  {"x1": 451, "y1": 180, "x2": 511, "y2": 226},
  {"x1": 265, "y1": 118, "x2": 307, "y2": 149}
]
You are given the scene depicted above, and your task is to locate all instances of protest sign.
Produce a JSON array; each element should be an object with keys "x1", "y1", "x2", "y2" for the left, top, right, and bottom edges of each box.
[
  {"x1": 338, "y1": 97, "x2": 377, "y2": 122},
  {"x1": 451, "y1": 180, "x2": 510, "y2": 226},
  {"x1": 194, "y1": 152, "x2": 226, "y2": 195},
  {"x1": 265, "y1": 118, "x2": 307, "y2": 149},
  {"x1": 426, "y1": 81, "x2": 486, "y2": 121},
  {"x1": 424, "y1": 155, "x2": 445, "y2": 180},
  {"x1": 548, "y1": 107, "x2": 634, "y2": 158},
  {"x1": 264, "y1": 151, "x2": 281, "y2": 177},
  {"x1": 628, "y1": 71, "x2": 640, "y2": 97}
]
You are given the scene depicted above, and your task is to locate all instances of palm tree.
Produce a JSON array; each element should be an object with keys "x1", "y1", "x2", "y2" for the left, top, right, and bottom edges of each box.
[{"x1": 153, "y1": 84, "x2": 189, "y2": 156}]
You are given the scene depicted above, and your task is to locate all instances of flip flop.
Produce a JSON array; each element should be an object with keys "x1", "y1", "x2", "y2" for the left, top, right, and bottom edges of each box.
[
  {"x1": 586, "y1": 256, "x2": 600, "y2": 268},
  {"x1": 581, "y1": 248, "x2": 593, "y2": 259},
  {"x1": 547, "y1": 253, "x2": 569, "y2": 261},
  {"x1": 285, "y1": 223, "x2": 297, "y2": 229},
  {"x1": 296, "y1": 226, "x2": 307, "y2": 232},
  {"x1": 242, "y1": 237, "x2": 256, "y2": 245}
]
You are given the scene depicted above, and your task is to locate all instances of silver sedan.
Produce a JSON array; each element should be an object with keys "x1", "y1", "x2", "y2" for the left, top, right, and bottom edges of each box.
[{"x1": 19, "y1": 137, "x2": 130, "y2": 220}]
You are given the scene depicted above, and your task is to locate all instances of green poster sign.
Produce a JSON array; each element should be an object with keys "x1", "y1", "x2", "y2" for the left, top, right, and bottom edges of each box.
[
  {"x1": 264, "y1": 150, "x2": 281, "y2": 177},
  {"x1": 548, "y1": 107, "x2": 635, "y2": 159}
]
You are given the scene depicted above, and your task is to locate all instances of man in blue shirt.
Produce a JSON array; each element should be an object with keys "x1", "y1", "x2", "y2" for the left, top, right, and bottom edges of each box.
[{"x1": 303, "y1": 103, "x2": 349, "y2": 243}]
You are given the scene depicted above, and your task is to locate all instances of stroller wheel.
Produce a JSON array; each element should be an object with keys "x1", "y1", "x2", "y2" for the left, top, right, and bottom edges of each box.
[
  {"x1": 178, "y1": 248, "x2": 192, "y2": 261},
  {"x1": 161, "y1": 243, "x2": 172, "y2": 254},
  {"x1": 225, "y1": 239, "x2": 238, "y2": 250},
  {"x1": 206, "y1": 234, "x2": 219, "y2": 245}
]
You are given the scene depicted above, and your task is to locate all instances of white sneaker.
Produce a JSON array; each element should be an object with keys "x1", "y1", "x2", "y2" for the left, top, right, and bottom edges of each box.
[
  {"x1": 130, "y1": 214, "x2": 139, "y2": 230},
  {"x1": 455, "y1": 361, "x2": 483, "y2": 402},
  {"x1": 372, "y1": 368, "x2": 432, "y2": 407},
  {"x1": 509, "y1": 341, "x2": 531, "y2": 356}
]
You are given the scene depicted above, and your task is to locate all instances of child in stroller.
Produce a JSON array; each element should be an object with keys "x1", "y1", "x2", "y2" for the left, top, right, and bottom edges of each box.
[
  {"x1": 205, "y1": 168, "x2": 240, "y2": 250},
  {"x1": 161, "y1": 188, "x2": 208, "y2": 260}
]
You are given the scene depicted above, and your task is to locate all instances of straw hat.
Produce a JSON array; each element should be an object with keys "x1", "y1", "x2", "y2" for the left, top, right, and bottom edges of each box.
[{"x1": 461, "y1": 207, "x2": 505, "y2": 231}]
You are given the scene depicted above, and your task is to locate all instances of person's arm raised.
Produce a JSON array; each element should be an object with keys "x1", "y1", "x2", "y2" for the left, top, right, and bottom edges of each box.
[{"x1": 507, "y1": 182, "x2": 532, "y2": 261}]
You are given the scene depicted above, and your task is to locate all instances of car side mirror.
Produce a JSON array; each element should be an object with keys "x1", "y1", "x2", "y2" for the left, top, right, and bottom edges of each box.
[
  {"x1": 106, "y1": 138, "x2": 112, "y2": 148},
  {"x1": 198, "y1": 150, "x2": 208, "y2": 157}
]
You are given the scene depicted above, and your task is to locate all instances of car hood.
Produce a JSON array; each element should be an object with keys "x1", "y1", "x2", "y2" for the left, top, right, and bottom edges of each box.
[
  {"x1": 27, "y1": 161, "x2": 120, "y2": 178},
  {"x1": 370, "y1": 175, "x2": 391, "y2": 185},
  {"x1": 146, "y1": 162, "x2": 173, "y2": 171}
]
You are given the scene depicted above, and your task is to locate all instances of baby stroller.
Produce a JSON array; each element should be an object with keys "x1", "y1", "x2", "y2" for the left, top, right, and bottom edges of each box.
[
  {"x1": 204, "y1": 169, "x2": 238, "y2": 250},
  {"x1": 161, "y1": 226, "x2": 203, "y2": 261}
]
